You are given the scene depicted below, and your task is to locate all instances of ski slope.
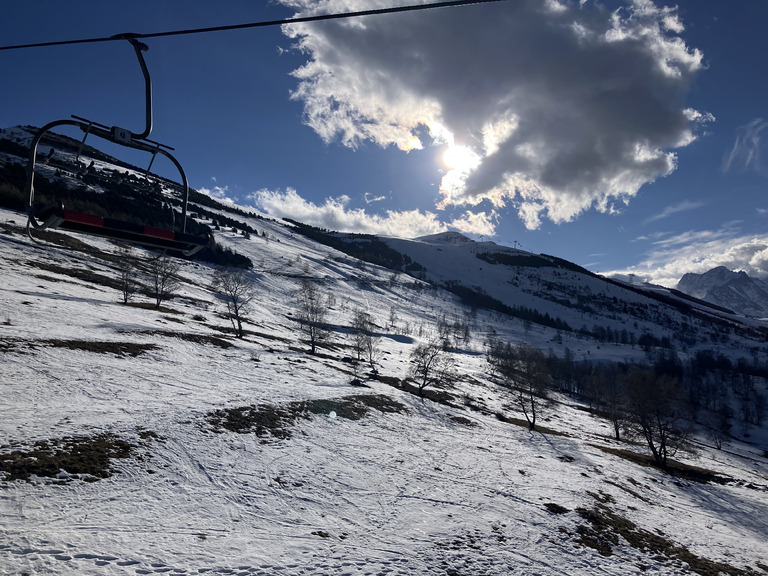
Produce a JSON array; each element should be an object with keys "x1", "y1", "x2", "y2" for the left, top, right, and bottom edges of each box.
[{"x1": 1, "y1": 206, "x2": 767, "y2": 576}]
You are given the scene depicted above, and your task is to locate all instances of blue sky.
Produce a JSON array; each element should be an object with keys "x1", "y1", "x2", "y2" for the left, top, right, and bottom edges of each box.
[{"x1": 2, "y1": 0, "x2": 767, "y2": 286}]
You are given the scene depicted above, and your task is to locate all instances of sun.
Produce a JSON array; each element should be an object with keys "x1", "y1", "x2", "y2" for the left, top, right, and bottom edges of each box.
[{"x1": 442, "y1": 144, "x2": 481, "y2": 172}]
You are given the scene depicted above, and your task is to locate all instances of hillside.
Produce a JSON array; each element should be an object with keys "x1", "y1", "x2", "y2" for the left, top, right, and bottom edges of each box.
[{"x1": 1, "y1": 127, "x2": 768, "y2": 575}]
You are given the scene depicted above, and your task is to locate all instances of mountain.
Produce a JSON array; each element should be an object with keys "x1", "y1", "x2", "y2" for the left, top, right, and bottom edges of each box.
[
  {"x1": 677, "y1": 266, "x2": 768, "y2": 318},
  {"x1": 1, "y1": 126, "x2": 768, "y2": 575}
]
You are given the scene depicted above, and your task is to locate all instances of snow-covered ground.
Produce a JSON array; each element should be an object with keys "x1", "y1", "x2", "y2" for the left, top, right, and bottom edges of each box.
[{"x1": 1, "y1": 205, "x2": 767, "y2": 576}]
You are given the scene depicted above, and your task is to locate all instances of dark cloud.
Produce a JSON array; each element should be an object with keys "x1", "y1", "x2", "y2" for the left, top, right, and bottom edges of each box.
[{"x1": 281, "y1": 0, "x2": 709, "y2": 228}]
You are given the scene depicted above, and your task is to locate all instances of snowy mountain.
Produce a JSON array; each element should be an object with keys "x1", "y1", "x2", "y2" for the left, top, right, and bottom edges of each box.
[
  {"x1": 677, "y1": 266, "x2": 768, "y2": 318},
  {"x1": 1, "y1": 126, "x2": 768, "y2": 576}
]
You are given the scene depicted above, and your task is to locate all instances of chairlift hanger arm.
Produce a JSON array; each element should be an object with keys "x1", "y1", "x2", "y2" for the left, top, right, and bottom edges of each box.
[
  {"x1": 25, "y1": 40, "x2": 210, "y2": 254},
  {"x1": 112, "y1": 35, "x2": 153, "y2": 141}
]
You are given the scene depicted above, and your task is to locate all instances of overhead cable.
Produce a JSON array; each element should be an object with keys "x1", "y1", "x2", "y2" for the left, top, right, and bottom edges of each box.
[{"x1": 0, "y1": 0, "x2": 508, "y2": 52}]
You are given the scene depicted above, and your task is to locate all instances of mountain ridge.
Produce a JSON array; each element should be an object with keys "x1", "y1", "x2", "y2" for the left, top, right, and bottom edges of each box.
[{"x1": 677, "y1": 266, "x2": 768, "y2": 318}]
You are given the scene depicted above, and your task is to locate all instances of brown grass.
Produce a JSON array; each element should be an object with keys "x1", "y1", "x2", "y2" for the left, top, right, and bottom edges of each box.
[
  {"x1": 0, "y1": 434, "x2": 134, "y2": 483},
  {"x1": 590, "y1": 444, "x2": 731, "y2": 484},
  {"x1": 206, "y1": 394, "x2": 407, "y2": 440},
  {"x1": 43, "y1": 339, "x2": 157, "y2": 357},
  {"x1": 573, "y1": 502, "x2": 758, "y2": 575}
]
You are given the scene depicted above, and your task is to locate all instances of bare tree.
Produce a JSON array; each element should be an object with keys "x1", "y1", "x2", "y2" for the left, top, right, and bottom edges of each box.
[
  {"x1": 623, "y1": 365, "x2": 693, "y2": 468},
  {"x1": 351, "y1": 308, "x2": 381, "y2": 373},
  {"x1": 509, "y1": 345, "x2": 551, "y2": 431},
  {"x1": 296, "y1": 278, "x2": 330, "y2": 355},
  {"x1": 588, "y1": 365, "x2": 625, "y2": 440},
  {"x1": 408, "y1": 339, "x2": 456, "y2": 400},
  {"x1": 212, "y1": 267, "x2": 257, "y2": 338},
  {"x1": 487, "y1": 341, "x2": 551, "y2": 430},
  {"x1": 147, "y1": 256, "x2": 181, "y2": 309},
  {"x1": 116, "y1": 244, "x2": 138, "y2": 304}
]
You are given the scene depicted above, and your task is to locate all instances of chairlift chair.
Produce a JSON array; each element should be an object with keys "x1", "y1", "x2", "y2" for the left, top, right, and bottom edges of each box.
[{"x1": 25, "y1": 36, "x2": 211, "y2": 256}]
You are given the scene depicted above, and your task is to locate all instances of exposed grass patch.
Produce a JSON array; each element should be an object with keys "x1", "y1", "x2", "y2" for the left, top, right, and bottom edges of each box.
[
  {"x1": 0, "y1": 434, "x2": 134, "y2": 483},
  {"x1": 0, "y1": 337, "x2": 22, "y2": 354},
  {"x1": 591, "y1": 444, "x2": 731, "y2": 484},
  {"x1": 206, "y1": 394, "x2": 407, "y2": 440},
  {"x1": 494, "y1": 412, "x2": 569, "y2": 437},
  {"x1": 126, "y1": 302, "x2": 181, "y2": 314},
  {"x1": 26, "y1": 229, "x2": 94, "y2": 251},
  {"x1": 33, "y1": 274, "x2": 73, "y2": 284},
  {"x1": 130, "y1": 330, "x2": 234, "y2": 349},
  {"x1": 544, "y1": 502, "x2": 570, "y2": 514},
  {"x1": 375, "y1": 374, "x2": 459, "y2": 407},
  {"x1": 26, "y1": 260, "x2": 120, "y2": 290},
  {"x1": 573, "y1": 502, "x2": 759, "y2": 575},
  {"x1": 43, "y1": 339, "x2": 157, "y2": 357},
  {"x1": 448, "y1": 415, "x2": 478, "y2": 427}
]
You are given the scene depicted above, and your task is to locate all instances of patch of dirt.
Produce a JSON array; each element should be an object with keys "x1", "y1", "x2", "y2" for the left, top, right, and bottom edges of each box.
[
  {"x1": 0, "y1": 337, "x2": 23, "y2": 354},
  {"x1": 571, "y1": 502, "x2": 760, "y2": 575},
  {"x1": 26, "y1": 259, "x2": 120, "y2": 290},
  {"x1": 448, "y1": 415, "x2": 478, "y2": 427},
  {"x1": 493, "y1": 412, "x2": 569, "y2": 437},
  {"x1": 376, "y1": 374, "x2": 459, "y2": 407},
  {"x1": 544, "y1": 502, "x2": 570, "y2": 514},
  {"x1": 129, "y1": 330, "x2": 234, "y2": 349},
  {"x1": 591, "y1": 444, "x2": 732, "y2": 485},
  {"x1": 205, "y1": 394, "x2": 407, "y2": 440},
  {"x1": 0, "y1": 434, "x2": 135, "y2": 483},
  {"x1": 43, "y1": 339, "x2": 157, "y2": 357}
]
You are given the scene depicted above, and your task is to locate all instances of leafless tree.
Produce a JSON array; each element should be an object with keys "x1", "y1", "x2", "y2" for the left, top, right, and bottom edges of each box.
[
  {"x1": 296, "y1": 278, "x2": 330, "y2": 355},
  {"x1": 116, "y1": 244, "x2": 138, "y2": 304},
  {"x1": 408, "y1": 338, "x2": 456, "y2": 400},
  {"x1": 147, "y1": 256, "x2": 181, "y2": 309},
  {"x1": 588, "y1": 364, "x2": 625, "y2": 440},
  {"x1": 212, "y1": 267, "x2": 257, "y2": 338},
  {"x1": 351, "y1": 308, "x2": 381, "y2": 373},
  {"x1": 487, "y1": 341, "x2": 551, "y2": 430},
  {"x1": 509, "y1": 345, "x2": 551, "y2": 431},
  {"x1": 623, "y1": 365, "x2": 693, "y2": 468}
]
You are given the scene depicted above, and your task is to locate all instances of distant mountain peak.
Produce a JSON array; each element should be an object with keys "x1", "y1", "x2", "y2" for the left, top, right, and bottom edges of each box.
[{"x1": 677, "y1": 266, "x2": 768, "y2": 318}]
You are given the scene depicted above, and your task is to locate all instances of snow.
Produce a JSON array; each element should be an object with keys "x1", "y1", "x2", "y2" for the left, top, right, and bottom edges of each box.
[
  {"x1": 678, "y1": 266, "x2": 768, "y2": 319},
  {"x1": 1, "y1": 203, "x2": 768, "y2": 576}
]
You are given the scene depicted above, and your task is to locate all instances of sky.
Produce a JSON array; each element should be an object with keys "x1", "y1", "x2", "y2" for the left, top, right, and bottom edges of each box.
[{"x1": 2, "y1": 0, "x2": 768, "y2": 287}]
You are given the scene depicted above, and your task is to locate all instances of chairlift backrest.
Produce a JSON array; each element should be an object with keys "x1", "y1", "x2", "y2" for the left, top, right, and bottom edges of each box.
[{"x1": 25, "y1": 37, "x2": 211, "y2": 256}]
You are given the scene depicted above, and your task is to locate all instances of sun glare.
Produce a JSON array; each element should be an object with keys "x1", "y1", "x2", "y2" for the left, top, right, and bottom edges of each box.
[{"x1": 442, "y1": 145, "x2": 481, "y2": 172}]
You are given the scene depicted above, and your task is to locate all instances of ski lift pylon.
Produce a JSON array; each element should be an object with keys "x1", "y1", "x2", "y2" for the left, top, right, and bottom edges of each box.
[{"x1": 25, "y1": 36, "x2": 211, "y2": 256}]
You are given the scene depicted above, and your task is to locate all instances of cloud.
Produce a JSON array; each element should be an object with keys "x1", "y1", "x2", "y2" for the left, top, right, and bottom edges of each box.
[
  {"x1": 605, "y1": 222, "x2": 768, "y2": 287},
  {"x1": 364, "y1": 192, "x2": 387, "y2": 204},
  {"x1": 280, "y1": 0, "x2": 709, "y2": 229},
  {"x1": 198, "y1": 184, "x2": 236, "y2": 204},
  {"x1": 723, "y1": 118, "x2": 767, "y2": 173},
  {"x1": 251, "y1": 187, "x2": 497, "y2": 237},
  {"x1": 643, "y1": 199, "x2": 704, "y2": 223}
]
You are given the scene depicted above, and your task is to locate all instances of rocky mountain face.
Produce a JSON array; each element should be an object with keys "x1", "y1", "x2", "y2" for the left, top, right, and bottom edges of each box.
[{"x1": 677, "y1": 266, "x2": 768, "y2": 318}]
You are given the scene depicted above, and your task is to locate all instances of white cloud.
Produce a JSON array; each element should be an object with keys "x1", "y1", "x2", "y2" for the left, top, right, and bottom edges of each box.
[
  {"x1": 364, "y1": 192, "x2": 387, "y2": 204},
  {"x1": 280, "y1": 0, "x2": 709, "y2": 229},
  {"x1": 198, "y1": 185, "x2": 236, "y2": 204},
  {"x1": 251, "y1": 187, "x2": 498, "y2": 238},
  {"x1": 643, "y1": 199, "x2": 704, "y2": 223},
  {"x1": 723, "y1": 118, "x2": 767, "y2": 173},
  {"x1": 449, "y1": 209, "x2": 498, "y2": 237},
  {"x1": 606, "y1": 223, "x2": 768, "y2": 287}
]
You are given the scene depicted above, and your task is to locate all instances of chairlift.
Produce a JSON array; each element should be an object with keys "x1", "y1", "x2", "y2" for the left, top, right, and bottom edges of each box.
[{"x1": 25, "y1": 36, "x2": 211, "y2": 256}]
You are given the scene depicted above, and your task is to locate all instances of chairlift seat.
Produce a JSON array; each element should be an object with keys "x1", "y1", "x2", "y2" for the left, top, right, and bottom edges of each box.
[
  {"x1": 26, "y1": 39, "x2": 212, "y2": 258},
  {"x1": 32, "y1": 204, "x2": 210, "y2": 256}
]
